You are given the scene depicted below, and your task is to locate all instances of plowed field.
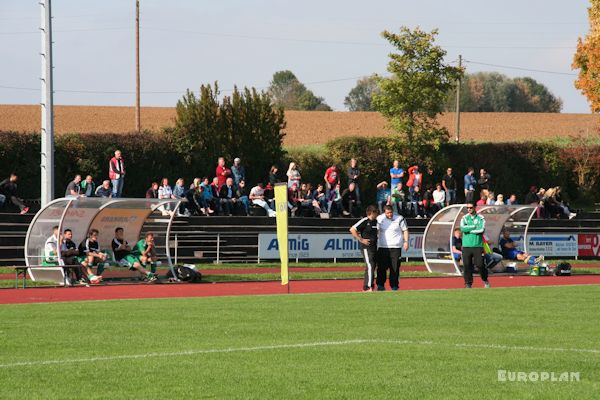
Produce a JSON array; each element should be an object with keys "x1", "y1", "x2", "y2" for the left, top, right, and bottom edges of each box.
[{"x1": 0, "y1": 104, "x2": 597, "y2": 145}]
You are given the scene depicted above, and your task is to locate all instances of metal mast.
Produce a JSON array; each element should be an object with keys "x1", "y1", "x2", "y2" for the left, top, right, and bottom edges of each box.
[{"x1": 40, "y1": 0, "x2": 55, "y2": 205}]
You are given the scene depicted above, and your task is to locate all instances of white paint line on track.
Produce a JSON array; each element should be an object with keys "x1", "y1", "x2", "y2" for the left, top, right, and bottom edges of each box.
[{"x1": 1, "y1": 339, "x2": 599, "y2": 369}]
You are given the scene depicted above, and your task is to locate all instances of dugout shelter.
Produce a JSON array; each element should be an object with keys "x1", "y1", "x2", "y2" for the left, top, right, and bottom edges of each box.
[
  {"x1": 422, "y1": 204, "x2": 538, "y2": 274},
  {"x1": 24, "y1": 197, "x2": 182, "y2": 284}
]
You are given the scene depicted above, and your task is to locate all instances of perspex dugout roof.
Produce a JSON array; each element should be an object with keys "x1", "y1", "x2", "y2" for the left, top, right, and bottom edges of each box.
[
  {"x1": 25, "y1": 197, "x2": 182, "y2": 279},
  {"x1": 422, "y1": 204, "x2": 538, "y2": 275}
]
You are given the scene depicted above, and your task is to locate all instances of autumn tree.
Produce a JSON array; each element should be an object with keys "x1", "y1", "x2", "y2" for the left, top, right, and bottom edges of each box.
[
  {"x1": 373, "y1": 27, "x2": 463, "y2": 147},
  {"x1": 267, "y1": 70, "x2": 332, "y2": 111},
  {"x1": 573, "y1": 0, "x2": 600, "y2": 112}
]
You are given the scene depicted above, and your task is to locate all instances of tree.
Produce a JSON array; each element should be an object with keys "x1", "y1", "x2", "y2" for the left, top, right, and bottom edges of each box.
[
  {"x1": 344, "y1": 75, "x2": 379, "y2": 111},
  {"x1": 267, "y1": 70, "x2": 332, "y2": 111},
  {"x1": 372, "y1": 27, "x2": 463, "y2": 147},
  {"x1": 166, "y1": 82, "x2": 286, "y2": 183},
  {"x1": 445, "y1": 72, "x2": 562, "y2": 112},
  {"x1": 573, "y1": 0, "x2": 600, "y2": 112}
]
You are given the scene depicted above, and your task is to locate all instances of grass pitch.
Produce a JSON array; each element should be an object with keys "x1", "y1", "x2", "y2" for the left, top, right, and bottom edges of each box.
[{"x1": 0, "y1": 285, "x2": 598, "y2": 399}]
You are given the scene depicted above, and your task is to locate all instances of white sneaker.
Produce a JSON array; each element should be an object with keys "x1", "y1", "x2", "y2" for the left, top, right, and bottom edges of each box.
[
  {"x1": 416, "y1": 215, "x2": 423, "y2": 219},
  {"x1": 569, "y1": 213, "x2": 576, "y2": 219},
  {"x1": 484, "y1": 281, "x2": 491, "y2": 289}
]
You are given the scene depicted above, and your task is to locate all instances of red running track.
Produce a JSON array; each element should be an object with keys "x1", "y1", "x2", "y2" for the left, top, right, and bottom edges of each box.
[{"x1": 1, "y1": 275, "x2": 599, "y2": 305}]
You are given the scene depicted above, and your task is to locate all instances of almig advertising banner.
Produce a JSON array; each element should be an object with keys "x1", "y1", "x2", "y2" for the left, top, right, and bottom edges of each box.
[{"x1": 258, "y1": 233, "x2": 423, "y2": 260}]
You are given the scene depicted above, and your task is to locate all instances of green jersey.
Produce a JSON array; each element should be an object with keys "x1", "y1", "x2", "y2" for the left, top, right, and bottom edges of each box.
[
  {"x1": 132, "y1": 239, "x2": 149, "y2": 256},
  {"x1": 460, "y1": 213, "x2": 485, "y2": 248}
]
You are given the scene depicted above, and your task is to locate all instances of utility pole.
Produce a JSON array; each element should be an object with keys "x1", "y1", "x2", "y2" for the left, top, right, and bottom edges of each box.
[
  {"x1": 135, "y1": 0, "x2": 141, "y2": 133},
  {"x1": 454, "y1": 54, "x2": 462, "y2": 144},
  {"x1": 40, "y1": 0, "x2": 55, "y2": 205}
]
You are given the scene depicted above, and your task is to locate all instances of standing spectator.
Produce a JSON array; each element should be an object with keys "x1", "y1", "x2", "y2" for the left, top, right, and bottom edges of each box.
[
  {"x1": 409, "y1": 186, "x2": 425, "y2": 218},
  {"x1": 218, "y1": 177, "x2": 239, "y2": 216},
  {"x1": 441, "y1": 167, "x2": 457, "y2": 205},
  {"x1": 236, "y1": 180, "x2": 250, "y2": 215},
  {"x1": 0, "y1": 173, "x2": 29, "y2": 214},
  {"x1": 464, "y1": 167, "x2": 476, "y2": 203},
  {"x1": 341, "y1": 182, "x2": 359, "y2": 217},
  {"x1": 249, "y1": 183, "x2": 276, "y2": 217},
  {"x1": 95, "y1": 180, "x2": 113, "y2": 198},
  {"x1": 506, "y1": 194, "x2": 518, "y2": 205},
  {"x1": 324, "y1": 164, "x2": 340, "y2": 195},
  {"x1": 459, "y1": 203, "x2": 490, "y2": 289},
  {"x1": 406, "y1": 165, "x2": 422, "y2": 196},
  {"x1": 347, "y1": 158, "x2": 361, "y2": 204},
  {"x1": 376, "y1": 181, "x2": 391, "y2": 214},
  {"x1": 389, "y1": 160, "x2": 404, "y2": 188},
  {"x1": 145, "y1": 182, "x2": 159, "y2": 199},
  {"x1": 216, "y1": 157, "x2": 231, "y2": 186},
  {"x1": 349, "y1": 205, "x2": 379, "y2": 292},
  {"x1": 286, "y1": 162, "x2": 301, "y2": 188},
  {"x1": 65, "y1": 175, "x2": 83, "y2": 197},
  {"x1": 109, "y1": 150, "x2": 126, "y2": 198},
  {"x1": 269, "y1": 165, "x2": 280, "y2": 186},
  {"x1": 477, "y1": 168, "x2": 492, "y2": 192},
  {"x1": 172, "y1": 178, "x2": 186, "y2": 199},
  {"x1": 376, "y1": 204, "x2": 409, "y2": 291},
  {"x1": 231, "y1": 158, "x2": 246, "y2": 187},
  {"x1": 80, "y1": 175, "x2": 96, "y2": 197},
  {"x1": 432, "y1": 183, "x2": 446, "y2": 211}
]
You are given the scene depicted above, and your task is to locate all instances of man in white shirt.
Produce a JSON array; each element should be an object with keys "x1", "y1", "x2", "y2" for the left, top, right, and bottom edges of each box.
[
  {"x1": 249, "y1": 183, "x2": 276, "y2": 217},
  {"x1": 376, "y1": 205, "x2": 409, "y2": 291}
]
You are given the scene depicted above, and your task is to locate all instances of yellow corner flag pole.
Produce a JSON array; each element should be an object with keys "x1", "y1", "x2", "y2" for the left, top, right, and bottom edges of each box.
[{"x1": 274, "y1": 183, "x2": 289, "y2": 287}]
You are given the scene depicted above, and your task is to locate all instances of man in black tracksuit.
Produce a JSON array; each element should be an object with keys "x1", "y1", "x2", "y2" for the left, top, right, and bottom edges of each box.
[{"x1": 350, "y1": 205, "x2": 379, "y2": 292}]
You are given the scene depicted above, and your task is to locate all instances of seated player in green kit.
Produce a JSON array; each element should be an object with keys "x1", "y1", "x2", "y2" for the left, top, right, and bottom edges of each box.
[{"x1": 111, "y1": 227, "x2": 158, "y2": 282}]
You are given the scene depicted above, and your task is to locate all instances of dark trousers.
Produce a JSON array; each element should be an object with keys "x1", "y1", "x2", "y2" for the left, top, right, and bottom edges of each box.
[
  {"x1": 361, "y1": 247, "x2": 377, "y2": 290},
  {"x1": 462, "y1": 246, "x2": 487, "y2": 285},
  {"x1": 376, "y1": 247, "x2": 401, "y2": 289}
]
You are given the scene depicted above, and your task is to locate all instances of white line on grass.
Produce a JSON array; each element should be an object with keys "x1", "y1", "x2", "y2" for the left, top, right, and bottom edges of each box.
[{"x1": 1, "y1": 339, "x2": 599, "y2": 369}]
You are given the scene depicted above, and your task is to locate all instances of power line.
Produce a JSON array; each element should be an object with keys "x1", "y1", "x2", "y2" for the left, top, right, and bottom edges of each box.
[{"x1": 463, "y1": 60, "x2": 577, "y2": 76}]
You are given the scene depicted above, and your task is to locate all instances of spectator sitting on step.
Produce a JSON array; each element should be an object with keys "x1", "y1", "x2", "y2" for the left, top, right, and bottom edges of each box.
[
  {"x1": 158, "y1": 178, "x2": 176, "y2": 201},
  {"x1": 209, "y1": 177, "x2": 222, "y2": 215},
  {"x1": 112, "y1": 227, "x2": 157, "y2": 281},
  {"x1": 0, "y1": 173, "x2": 29, "y2": 214},
  {"x1": 65, "y1": 174, "x2": 83, "y2": 197},
  {"x1": 432, "y1": 183, "x2": 446, "y2": 212},
  {"x1": 409, "y1": 185, "x2": 426, "y2": 218},
  {"x1": 145, "y1": 182, "x2": 159, "y2": 199},
  {"x1": 506, "y1": 194, "x2": 518, "y2": 205},
  {"x1": 312, "y1": 183, "x2": 328, "y2": 212},
  {"x1": 172, "y1": 178, "x2": 186, "y2": 199},
  {"x1": 185, "y1": 184, "x2": 207, "y2": 216},
  {"x1": 341, "y1": 182, "x2": 359, "y2": 217},
  {"x1": 476, "y1": 190, "x2": 488, "y2": 207},
  {"x1": 299, "y1": 183, "x2": 315, "y2": 216},
  {"x1": 552, "y1": 186, "x2": 576, "y2": 219},
  {"x1": 494, "y1": 194, "x2": 505, "y2": 205},
  {"x1": 376, "y1": 181, "x2": 391, "y2": 214},
  {"x1": 422, "y1": 185, "x2": 435, "y2": 217},
  {"x1": 236, "y1": 179, "x2": 250, "y2": 215},
  {"x1": 499, "y1": 229, "x2": 544, "y2": 266},
  {"x1": 190, "y1": 177, "x2": 201, "y2": 190},
  {"x1": 95, "y1": 180, "x2": 113, "y2": 198},
  {"x1": 288, "y1": 183, "x2": 301, "y2": 217},
  {"x1": 249, "y1": 183, "x2": 276, "y2": 217},
  {"x1": 486, "y1": 191, "x2": 495, "y2": 205},
  {"x1": 391, "y1": 182, "x2": 407, "y2": 216},
  {"x1": 218, "y1": 177, "x2": 239, "y2": 216},
  {"x1": 231, "y1": 157, "x2": 246, "y2": 187},
  {"x1": 81, "y1": 175, "x2": 96, "y2": 197},
  {"x1": 200, "y1": 177, "x2": 218, "y2": 214}
]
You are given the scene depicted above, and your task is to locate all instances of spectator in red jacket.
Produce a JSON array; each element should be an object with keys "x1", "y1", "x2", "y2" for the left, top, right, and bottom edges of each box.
[
  {"x1": 216, "y1": 157, "x2": 231, "y2": 186},
  {"x1": 109, "y1": 150, "x2": 126, "y2": 198},
  {"x1": 324, "y1": 164, "x2": 340, "y2": 195},
  {"x1": 406, "y1": 165, "x2": 422, "y2": 196}
]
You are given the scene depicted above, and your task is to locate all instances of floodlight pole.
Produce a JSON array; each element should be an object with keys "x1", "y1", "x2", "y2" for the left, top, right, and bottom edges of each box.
[
  {"x1": 40, "y1": 0, "x2": 55, "y2": 206},
  {"x1": 135, "y1": 0, "x2": 141, "y2": 133},
  {"x1": 454, "y1": 54, "x2": 462, "y2": 144}
]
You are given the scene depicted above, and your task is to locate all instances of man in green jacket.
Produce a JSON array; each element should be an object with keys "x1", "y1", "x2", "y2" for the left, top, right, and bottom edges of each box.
[{"x1": 459, "y1": 203, "x2": 490, "y2": 288}]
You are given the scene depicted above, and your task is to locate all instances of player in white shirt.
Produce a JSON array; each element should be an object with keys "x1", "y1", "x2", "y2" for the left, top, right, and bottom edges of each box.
[{"x1": 376, "y1": 205, "x2": 409, "y2": 291}]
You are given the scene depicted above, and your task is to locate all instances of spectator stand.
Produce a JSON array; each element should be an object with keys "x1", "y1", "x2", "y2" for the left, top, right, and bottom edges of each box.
[
  {"x1": 24, "y1": 197, "x2": 182, "y2": 285},
  {"x1": 422, "y1": 205, "x2": 538, "y2": 275}
]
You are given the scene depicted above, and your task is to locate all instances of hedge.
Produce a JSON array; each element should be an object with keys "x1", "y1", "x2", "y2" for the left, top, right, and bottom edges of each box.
[{"x1": 1, "y1": 131, "x2": 598, "y2": 206}]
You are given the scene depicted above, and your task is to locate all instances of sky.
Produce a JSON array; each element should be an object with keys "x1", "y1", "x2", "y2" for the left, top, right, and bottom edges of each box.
[{"x1": 0, "y1": 0, "x2": 592, "y2": 112}]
